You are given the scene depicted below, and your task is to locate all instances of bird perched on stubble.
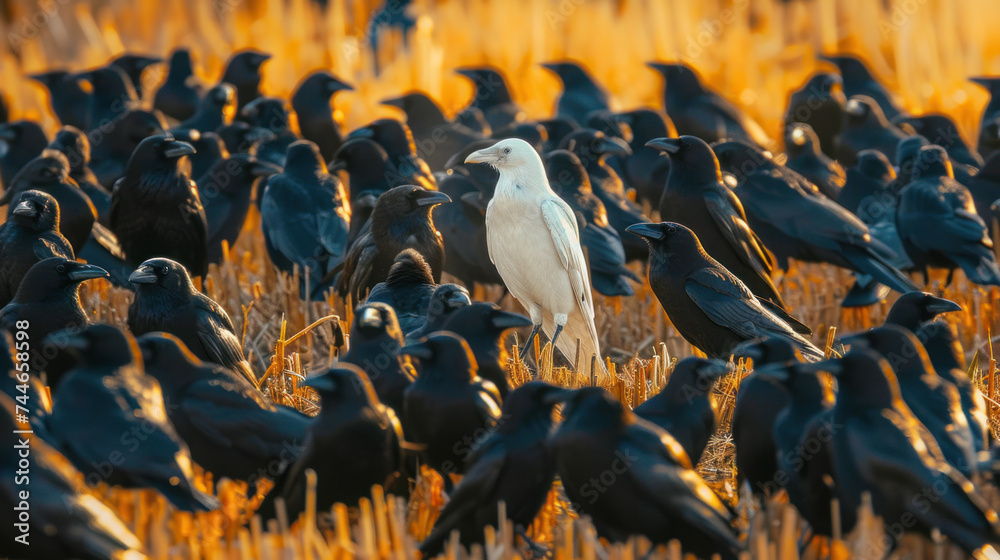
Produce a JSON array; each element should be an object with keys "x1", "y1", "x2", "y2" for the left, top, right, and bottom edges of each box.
[
  {"x1": 419, "y1": 382, "x2": 568, "y2": 556},
  {"x1": 628, "y1": 222, "x2": 823, "y2": 361},
  {"x1": 110, "y1": 134, "x2": 208, "y2": 278},
  {"x1": 127, "y1": 258, "x2": 257, "y2": 386},
  {"x1": 634, "y1": 357, "x2": 731, "y2": 463},
  {"x1": 466, "y1": 138, "x2": 608, "y2": 375}
]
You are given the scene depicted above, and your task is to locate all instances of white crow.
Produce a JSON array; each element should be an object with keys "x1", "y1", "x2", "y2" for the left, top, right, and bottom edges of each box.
[{"x1": 466, "y1": 138, "x2": 608, "y2": 375}]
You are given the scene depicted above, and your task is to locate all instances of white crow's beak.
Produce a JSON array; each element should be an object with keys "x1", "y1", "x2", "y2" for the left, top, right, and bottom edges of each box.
[{"x1": 465, "y1": 147, "x2": 496, "y2": 165}]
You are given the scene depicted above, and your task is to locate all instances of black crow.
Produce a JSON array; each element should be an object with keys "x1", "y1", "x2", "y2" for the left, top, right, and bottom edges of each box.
[
  {"x1": 178, "y1": 83, "x2": 236, "y2": 133},
  {"x1": 540, "y1": 61, "x2": 609, "y2": 127},
  {"x1": 0, "y1": 120, "x2": 48, "y2": 190},
  {"x1": 348, "y1": 118, "x2": 437, "y2": 191},
  {"x1": 783, "y1": 72, "x2": 845, "y2": 159},
  {"x1": 0, "y1": 190, "x2": 75, "y2": 307},
  {"x1": 47, "y1": 126, "x2": 111, "y2": 226},
  {"x1": 291, "y1": 71, "x2": 354, "y2": 162},
  {"x1": 614, "y1": 108, "x2": 675, "y2": 206},
  {"x1": 455, "y1": 66, "x2": 524, "y2": 130},
  {"x1": 219, "y1": 49, "x2": 271, "y2": 112},
  {"x1": 28, "y1": 71, "x2": 90, "y2": 129},
  {"x1": 404, "y1": 283, "x2": 471, "y2": 342},
  {"x1": 366, "y1": 249, "x2": 440, "y2": 335},
  {"x1": 199, "y1": 152, "x2": 279, "y2": 263},
  {"x1": 835, "y1": 95, "x2": 908, "y2": 166},
  {"x1": 439, "y1": 302, "x2": 531, "y2": 398},
  {"x1": 380, "y1": 93, "x2": 484, "y2": 171},
  {"x1": 783, "y1": 123, "x2": 845, "y2": 201},
  {"x1": 340, "y1": 302, "x2": 416, "y2": 416},
  {"x1": 153, "y1": 48, "x2": 203, "y2": 121},
  {"x1": 820, "y1": 54, "x2": 906, "y2": 121},
  {"x1": 109, "y1": 53, "x2": 161, "y2": 98}
]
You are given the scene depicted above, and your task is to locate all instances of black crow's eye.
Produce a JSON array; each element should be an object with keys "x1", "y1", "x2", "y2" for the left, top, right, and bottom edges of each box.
[
  {"x1": 160, "y1": 267, "x2": 170, "y2": 275},
  {"x1": 56, "y1": 264, "x2": 66, "y2": 273},
  {"x1": 667, "y1": 225, "x2": 677, "y2": 234}
]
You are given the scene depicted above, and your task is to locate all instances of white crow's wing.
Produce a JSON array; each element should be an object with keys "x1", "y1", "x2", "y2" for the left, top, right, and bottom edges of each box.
[{"x1": 540, "y1": 197, "x2": 594, "y2": 318}]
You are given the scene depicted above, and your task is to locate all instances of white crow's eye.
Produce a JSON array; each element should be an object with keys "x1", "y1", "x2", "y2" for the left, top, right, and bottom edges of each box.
[{"x1": 503, "y1": 147, "x2": 511, "y2": 154}]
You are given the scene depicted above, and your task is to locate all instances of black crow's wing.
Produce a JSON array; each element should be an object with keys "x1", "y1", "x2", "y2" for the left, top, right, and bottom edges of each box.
[
  {"x1": 704, "y1": 186, "x2": 774, "y2": 276},
  {"x1": 192, "y1": 294, "x2": 251, "y2": 377}
]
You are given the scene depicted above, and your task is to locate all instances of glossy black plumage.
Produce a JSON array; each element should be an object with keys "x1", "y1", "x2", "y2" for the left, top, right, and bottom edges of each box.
[
  {"x1": 634, "y1": 357, "x2": 729, "y2": 463},
  {"x1": 1, "y1": 149, "x2": 96, "y2": 254},
  {"x1": 291, "y1": 71, "x2": 353, "y2": 162},
  {"x1": 0, "y1": 120, "x2": 48, "y2": 190},
  {"x1": 401, "y1": 332, "x2": 502, "y2": 476},
  {"x1": 615, "y1": 108, "x2": 675, "y2": 206},
  {"x1": 154, "y1": 49, "x2": 203, "y2": 121},
  {"x1": 433, "y1": 166, "x2": 503, "y2": 288},
  {"x1": 349, "y1": 118, "x2": 437, "y2": 191},
  {"x1": 340, "y1": 303, "x2": 416, "y2": 416},
  {"x1": 835, "y1": 95, "x2": 908, "y2": 166},
  {"x1": 28, "y1": 71, "x2": 90, "y2": 130},
  {"x1": 541, "y1": 62, "x2": 610, "y2": 127},
  {"x1": 551, "y1": 387, "x2": 740, "y2": 558},
  {"x1": 971, "y1": 77, "x2": 1000, "y2": 164},
  {"x1": 109, "y1": 53, "x2": 161, "y2": 98},
  {"x1": 649, "y1": 136, "x2": 792, "y2": 316},
  {"x1": 713, "y1": 140, "x2": 919, "y2": 296},
  {"x1": 264, "y1": 363, "x2": 403, "y2": 522},
  {"x1": 330, "y1": 137, "x2": 401, "y2": 207},
  {"x1": 220, "y1": 50, "x2": 271, "y2": 112},
  {"x1": 381, "y1": 93, "x2": 484, "y2": 171},
  {"x1": 647, "y1": 62, "x2": 771, "y2": 149},
  {"x1": 439, "y1": 303, "x2": 531, "y2": 398},
  {"x1": 45, "y1": 324, "x2": 218, "y2": 512},
  {"x1": 0, "y1": 258, "x2": 107, "y2": 388},
  {"x1": 47, "y1": 126, "x2": 111, "y2": 227},
  {"x1": 261, "y1": 140, "x2": 350, "y2": 297},
  {"x1": 240, "y1": 97, "x2": 299, "y2": 166},
  {"x1": 783, "y1": 72, "x2": 845, "y2": 159},
  {"x1": 419, "y1": 382, "x2": 567, "y2": 556},
  {"x1": 894, "y1": 113, "x2": 983, "y2": 168},
  {"x1": 137, "y1": 332, "x2": 309, "y2": 484},
  {"x1": 0, "y1": 190, "x2": 74, "y2": 307},
  {"x1": 845, "y1": 325, "x2": 978, "y2": 474},
  {"x1": 109, "y1": 134, "x2": 209, "y2": 277},
  {"x1": 88, "y1": 109, "x2": 167, "y2": 189},
  {"x1": 896, "y1": 145, "x2": 1000, "y2": 285},
  {"x1": 823, "y1": 349, "x2": 1000, "y2": 552},
  {"x1": 820, "y1": 55, "x2": 905, "y2": 121},
  {"x1": 838, "y1": 149, "x2": 896, "y2": 217},
  {"x1": 77, "y1": 66, "x2": 139, "y2": 131},
  {"x1": 179, "y1": 83, "x2": 236, "y2": 133},
  {"x1": 561, "y1": 128, "x2": 649, "y2": 262},
  {"x1": 963, "y1": 152, "x2": 1000, "y2": 226},
  {"x1": 127, "y1": 257, "x2": 257, "y2": 385},
  {"x1": 199, "y1": 152, "x2": 279, "y2": 262},
  {"x1": 544, "y1": 149, "x2": 639, "y2": 296},
  {"x1": 366, "y1": 249, "x2": 440, "y2": 335},
  {"x1": 0, "y1": 394, "x2": 144, "y2": 560},
  {"x1": 883, "y1": 291, "x2": 963, "y2": 331},
  {"x1": 455, "y1": 67, "x2": 523, "y2": 131},
  {"x1": 628, "y1": 222, "x2": 822, "y2": 361},
  {"x1": 336, "y1": 185, "x2": 450, "y2": 302},
  {"x1": 783, "y1": 123, "x2": 845, "y2": 201},
  {"x1": 405, "y1": 283, "x2": 471, "y2": 342}
]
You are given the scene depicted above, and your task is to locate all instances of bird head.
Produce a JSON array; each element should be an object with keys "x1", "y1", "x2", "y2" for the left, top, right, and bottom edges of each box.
[
  {"x1": 380, "y1": 92, "x2": 445, "y2": 122},
  {"x1": 375, "y1": 185, "x2": 451, "y2": 217},
  {"x1": 2, "y1": 150, "x2": 72, "y2": 203},
  {"x1": 10, "y1": 190, "x2": 60, "y2": 231},
  {"x1": 646, "y1": 135, "x2": 720, "y2": 182},
  {"x1": 625, "y1": 221, "x2": 705, "y2": 260},
  {"x1": 241, "y1": 97, "x2": 289, "y2": 131},
  {"x1": 666, "y1": 357, "x2": 734, "y2": 397},
  {"x1": 45, "y1": 323, "x2": 139, "y2": 370},
  {"x1": 398, "y1": 332, "x2": 478, "y2": 377},
  {"x1": 840, "y1": 324, "x2": 934, "y2": 378},
  {"x1": 226, "y1": 50, "x2": 271, "y2": 77},
  {"x1": 166, "y1": 48, "x2": 195, "y2": 76},
  {"x1": 885, "y1": 291, "x2": 962, "y2": 330},
  {"x1": 543, "y1": 149, "x2": 591, "y2": 195},
  {"x1": 465, "y1": 137, "x2": 546, "y2": 177},
  {"x1": 844, "y1": 95, "x2": 886, "y2": 126},
  {"x1": 349, "y1": 118, "x2": 416, "y2": 156},
  {"x1": 302, "y1": 363, "x2": 382, "y2": 409},
  {"x1": 784, "y1": 123, "x2": 819, "y2": 156},
  {"x1": 14, "y1": 258, "x2": 106, "y2": 301},
  {"x1": 731, "y1": 337, "x2": 801, "y2": 367},
  {"x1": 810, "y1": 348, "x2": 901, "y2": 410},
  {"x1": 646, "y1": 62, "x2": 704, "y2": 94},
  {"x1": 441, "y1": 303, "x2": 532, "y2": 338},
  {"x1": 129, "y1": 135, "x2": 196, "y2": 172},
  {"x1": 494, "y1": 381, "x2": 572, "y2": 434},
  {"x1": 911, "y1": 145, "x2": 954, "y2": 180},
  {"x1": 803, "y1": 72, "x2": 845, "y2": 100},
  {"x1": 552, "y1": 387, "x2": 631, "y2": 440},
  {"x1": 120, "y1": 110, "x2": 167, "y2": 145},
  {"x1": 560, "y1": 129, "x2": 632, "y2": 161},
  {"x1": 48, "y1": 126, "x2": 91, "y2": 171},
  {"x1": 209, "y1": 83, "x2": 237, "y2": 111},
  {"x1": 283, "y1": 139, "x2": 325, "y2": 172},
  {"x1": 426, "y1": 284, "x2": 471, "y2": 320},
  {"x1": 329, "y1": 138, "x2": 390, "y2": 174},
  {"x1": 854, "y1": 150, "x2": 895, "y2": 182},
  {"x1": 0, "y1": 121, "x2": 47, "y2": 154},
  {"x1": 129, "y1": 258, "x2": 195, "y2": 294},
  {"x1": 137, "y1": 332, "x2": 202, "y2": 373},
  {"x1": 352, "y1": 303, "x2": 404, "y2": 343},
  {"x1": 27, "y1": 70, "x2": 71, "y2": 89}
]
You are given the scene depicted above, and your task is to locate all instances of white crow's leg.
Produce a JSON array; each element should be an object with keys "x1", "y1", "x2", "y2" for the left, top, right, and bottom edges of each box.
[
  {"x1": 550, "y1": 313, "x2": 568, "y2": 348},
  {"x1": 519, "y1": 304, "x2": 543, "y2": 360}
]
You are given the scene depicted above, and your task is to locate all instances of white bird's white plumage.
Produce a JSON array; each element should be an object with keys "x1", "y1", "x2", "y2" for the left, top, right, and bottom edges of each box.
[{"x1": 466, "y1": 138, "x2": 608, "y2": 375}]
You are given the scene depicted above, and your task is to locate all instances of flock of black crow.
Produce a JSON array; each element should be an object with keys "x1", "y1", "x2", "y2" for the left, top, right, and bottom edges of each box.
[{"x1": 2, "y1": 37, "x2": 1000, "y2": 559}]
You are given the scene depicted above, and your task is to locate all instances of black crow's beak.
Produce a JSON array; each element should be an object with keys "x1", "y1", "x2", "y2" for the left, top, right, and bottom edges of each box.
[
  {"x1": 455, "y1": 68, "x2": 478, "y2": 79},
  {"x1": 731, "y1": 339, "x2": 765, "y2": 362},
  {"x1": 795, "y1": 359, "x2": 844, "y2": 377},
  {"x1": 542, "y1": 386, "x2": 574, "y2": 405},
  {"x1": 302, "y1": 372, "x2": 337, "y2": 392},
  {"x1": 625, "y1": 223, "x2": 665, "y2": 241},
  {"x1": 348, "y1": 127, "x2": 375, "y2": 140},
  {"x1": 448, "y1": 291, "x2": 472, "y2": 307},
  {"x1": 251, "y1": 161, "x2": 281, "y2": 177},
  {"x1": 359, "y1": 307, "x2": 383, "y2": 328},
  {"x1": 697, "y1": 360, "x2": 735, "y2": 381},
  {"x1": 596, "y1": 136, "x2": 632, "y2": 157},
  {"x1": 380, "y1": 96, "x2": 406, "y2": 110},
  {"x1": 128, "y1": 266, "x2": 158, "y2": 284},
  {"x1": 67, "y1": 263, "x2": 109, "y2": 282},
  {"x1": 398, "y1": 340, "x2": 434, "y2": 360},
  {"x1": 163, "y1": 141, "x2": 196, "y2": 159},
  {"x1": 925, "y1": 297, "x2": 962, "y2": 315},
  {"x1": 645, "y1": 61, "x2": 677, "y2": 75},
  {"x1": 328, "y1": 78, "x2": 354, "y2": 93},
  {"x1": 46, "y1": 330, "x2": 88, "y2": 352},
  {"x1": 249, "y1": 52, "x2": 272, "y2": 69},
  {"x1": 413, "y1": 190, "x2": 451, "y2": 207},
  {"x1": 490, "y1": 310, "x2": 533, "y2": 330},
  {"x1": 12, "y1": 201, "x2": 36, "y2": 217},
  {"x1": 970, "y1": 76, "x2": 1000, "y2": 90},
  {"x1": 645, "y1": 137, "x2": 682, "y2": 154}
]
